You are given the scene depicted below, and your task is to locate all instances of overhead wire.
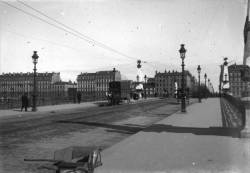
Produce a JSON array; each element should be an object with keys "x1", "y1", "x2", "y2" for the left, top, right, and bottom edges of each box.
[
  {"x1": 17, "y1": 0, "x2": 137, "y2": 61},
  {"x1": 0, "y1": 1, "x2": 92, "y2": 44},
  {"x1": 1, "y1": 28, "x2": 87, "y2": 53},
  {"x1": 1, "y1": 1, "x2": 138, "y2": 62},
  {"x1": 2, "y1": 0, "x2": 169, "y2": 75},
  {"x1": 1, "y1": 28, "x2": 130, "y2": 62}
]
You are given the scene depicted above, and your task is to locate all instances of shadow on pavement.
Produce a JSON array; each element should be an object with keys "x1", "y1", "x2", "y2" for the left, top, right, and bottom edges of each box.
[
  {"x1": 57, "y1": 120, "x2": 145, "y2": 134},
  {"x1": 143, "y1": 124, "x2": 241, "y2": 138},
  {"x1": 94, "y1": 101, "x2": 109, "y2": 107},
  {"x1": 13, "y1": 109, "x2": 33, "y2": 112},
  {"x1": 155, "y1": 113, "x2": 171, "y2": 116},
  {"x1": 57, "y1": 121, "x2": 241, "y2": 138}
]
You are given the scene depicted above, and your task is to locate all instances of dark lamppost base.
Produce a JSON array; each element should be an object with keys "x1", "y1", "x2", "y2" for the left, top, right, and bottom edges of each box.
[
  {"x1": 32, "y1": 95, "x2": 37, "y2": 112},
  {"x1": 181, "y1": 109, "x2": 186, "y2": 113},
  {"x1": 198, "y1": 94, "x2": 202, "y2": 103}
]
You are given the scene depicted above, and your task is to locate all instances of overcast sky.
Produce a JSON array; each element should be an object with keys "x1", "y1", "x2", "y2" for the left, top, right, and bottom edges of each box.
[{"x1": 0, "y1": 0, "x2": 248, "y2": 91}]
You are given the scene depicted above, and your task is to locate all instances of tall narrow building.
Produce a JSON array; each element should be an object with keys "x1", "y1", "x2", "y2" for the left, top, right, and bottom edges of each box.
[{"x1": 244, "y1": 0, "x2": 250, "y2": 66}]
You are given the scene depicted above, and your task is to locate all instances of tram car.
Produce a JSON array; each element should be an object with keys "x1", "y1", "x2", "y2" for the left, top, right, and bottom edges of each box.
[{"x1": 108, "y1": 81, "x2": 132, "y2": 105}]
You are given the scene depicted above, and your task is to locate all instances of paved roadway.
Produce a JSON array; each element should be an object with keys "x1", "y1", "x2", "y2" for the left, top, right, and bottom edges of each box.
[
  {"x1": 0, "y1": 98, "x2": 188, "y2": 173},
  {"x1": 96, "y1": 98, "x2": 250, "y2": 173}
]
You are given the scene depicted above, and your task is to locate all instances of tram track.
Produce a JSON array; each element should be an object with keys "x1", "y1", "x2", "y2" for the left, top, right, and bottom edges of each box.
[{"x1": 0, "y1": 99, "x2": 172, "y2": 134}]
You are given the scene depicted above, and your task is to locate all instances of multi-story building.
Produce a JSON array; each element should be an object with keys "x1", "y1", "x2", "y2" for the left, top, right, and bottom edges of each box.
[
  {"x1": 0, "y1": 72, "x2": 61, "y2": 99},
  {"x1": 228, "y1": 64, "x2": 250, "y2": 97},
  {"x1": 154, "y1": 70, "x2": 196, "y2": 97},
  {"x1": 52, "y1": 81, "x2": 77, "y2": 98},
  {"x1": 77, "y1": 69, "x2": 121, "y2": 100},
  {"x1": 143, "y1": 77, "x2": 155, "y2": 97}
]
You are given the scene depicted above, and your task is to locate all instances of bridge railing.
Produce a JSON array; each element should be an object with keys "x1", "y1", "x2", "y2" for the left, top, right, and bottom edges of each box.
[
  {"x1": 0, "y1": 97, "x2": 75, "y2": 110},
  {"x1": 223, "y1": 94, "x2": 246, "y2": 127},
  {"x1": 0, "y1": 96, "x2": 108, "y2": 110}
]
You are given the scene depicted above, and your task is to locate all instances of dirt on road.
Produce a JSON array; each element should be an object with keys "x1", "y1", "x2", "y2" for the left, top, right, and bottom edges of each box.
[{"x1": 0, "y1": 99, "x2": 192, "y2": 173}]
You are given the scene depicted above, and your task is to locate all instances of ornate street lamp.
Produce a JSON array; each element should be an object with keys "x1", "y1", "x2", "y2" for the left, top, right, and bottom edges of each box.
[
  {"x1": 136, "y1": 75, "x2": 139, "y2": 83},
  {"x1": 113, "y1": 68, "x2": 116, "y2": 82},
  {"x1": 10, "y1": 87, "x2": 14, "y2": 108},
  {"x1": 197, "y1": 65, "x2": 201, "y2": 103},
  {"x1": 204, "y1": 73, "x2": 207, "y2": 87},
  {"x1": 144, "y1": 75, "x2": 147, "y2": 99},
  {"x1": 208, "y1": 78, "x2": 210, "y2": 97},
  {"x1": 204, "y1": 73, "x2": 207, "y2": 98},
  {"x1": 179, "y1": 44, "x2": 186, "y2": 112},
  {"x1": 144, "y1": 75, "x2": 147, "y2": 83},
  {"x1": 32, "y1": 51, "x2": 39, "y2": 111},
  {"x1": 224, "y1": 74, "x2": 228, "y2": 82}
]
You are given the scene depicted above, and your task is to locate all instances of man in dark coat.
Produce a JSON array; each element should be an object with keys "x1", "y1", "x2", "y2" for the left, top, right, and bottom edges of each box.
[
  {"x1": 21, "y1": 93, "x2": 29, "y2": 111},
  {"x1": 77, "y1": 91, "x2": 82, "y2": 104}
]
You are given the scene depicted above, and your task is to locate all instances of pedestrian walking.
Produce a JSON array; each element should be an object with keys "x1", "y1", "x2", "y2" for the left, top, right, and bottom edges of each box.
[
  {"x1": 21, "y1": 93, "x2": 29, "y2": 112},
  {"x1": 77, "y1": 91, "x2": 82, "y2": 104}
]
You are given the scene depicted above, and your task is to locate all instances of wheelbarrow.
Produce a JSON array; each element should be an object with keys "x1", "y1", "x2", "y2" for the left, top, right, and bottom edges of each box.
[{"x1": 24, "y1": 146, "x2": 102, "y2": 173}]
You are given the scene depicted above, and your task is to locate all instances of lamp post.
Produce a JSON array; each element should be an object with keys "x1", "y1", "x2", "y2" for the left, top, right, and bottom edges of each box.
[
  {"x1": 10, "y1": 87, "x2": 14, "y2": 108},
  {"x1": 197, "y1": 65, "x2": 201, "y2": 103},
  {"x1": 32, "y1": 51, "x2": 39, "y2": 112},
  {"x1": 204, "y1": 73, "x2": 207, "y2": 87},
  {"x1": 113, "y1": 68, "x2": 116, "y2": 82},
  {"x1": 222, "y1": 57, "x2": 230, "y2": 95},
  {"x1": 179, "y1": 44, "x2": 186, "y2": 113},
  {"x1": 144, "y1": 75, "x2": 147, "y2": 99},
  {"x1": 224, "y1": 74, "x2": 228, "y2": 83},
  {"x1": 208, "y1": 79, "x2": 210, "y2": 97},
  {"x1": 204, "y1": 73, "x2": 207, "y2": 98}
]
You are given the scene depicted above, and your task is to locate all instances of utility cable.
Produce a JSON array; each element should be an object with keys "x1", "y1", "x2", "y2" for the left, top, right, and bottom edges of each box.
[
  {"x1": 17, "y1": 0, "x2": 137, "y2": 61},
  {"x1": 1, "y1": 1, "x2": 93, "y2": 44},
  {"x1": 2, "y1": 1, "x2": 137, "y2": 61}
]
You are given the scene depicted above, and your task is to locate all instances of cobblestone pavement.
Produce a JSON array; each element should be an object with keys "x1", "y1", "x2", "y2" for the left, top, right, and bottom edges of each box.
[{"x1": 0, "y1": 98, "x2": 189, "y2": 173}]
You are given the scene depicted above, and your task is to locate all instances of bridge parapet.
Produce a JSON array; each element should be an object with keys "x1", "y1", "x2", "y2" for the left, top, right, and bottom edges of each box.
[
  {"x1": 222, "y1": 94, "x2": 250, "y2": 138},
  {"x1": 240, "y1": 97, "x2": 250, "y2": 138},
  {"x1": 223, "y1": 95, "x2": 246, "y2": 127},
  {"x1": 220, "y1": 96, "x2": 244, "y2": 129}
]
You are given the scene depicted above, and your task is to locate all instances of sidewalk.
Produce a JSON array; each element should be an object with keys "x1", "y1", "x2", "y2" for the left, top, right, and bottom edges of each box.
[
  {"x1": 96, "y1": 98, "x2": 250, "y2": 173},
  {"x1": 0, "y1": 101, "x2": 101, "y2": 119},
  {"x1": 0, "y1": 97, "x2": 160, "y2": 119}
]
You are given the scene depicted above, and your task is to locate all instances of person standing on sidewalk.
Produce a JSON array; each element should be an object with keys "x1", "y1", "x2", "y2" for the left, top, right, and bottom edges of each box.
[
  {"x1": 77, "y1": 91, "x2": 82, "y2": 104},
  {"x1": 21, "y1": 93, "x2": 29, "y2": 112}
]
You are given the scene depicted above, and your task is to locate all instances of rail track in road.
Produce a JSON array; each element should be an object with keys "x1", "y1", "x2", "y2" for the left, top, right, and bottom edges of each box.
[
  {"x1": 0, "y1": 99, "x2": 176, "y2": 134},
  {"x1": 0, "y1": 98, "x2": 188, "y2": 173}
]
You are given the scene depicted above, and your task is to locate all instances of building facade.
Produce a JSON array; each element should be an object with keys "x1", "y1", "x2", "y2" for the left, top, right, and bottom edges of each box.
[
  {"x1": 0, "y1": 72, "x2": 61, "y2": 100},
  {"x1": 154, "y1": 70, "x2": 196, "y2": 97},
  {"x1": 228, "y1": 64, "x2": 250, "y2": 98},
  {"x1": 52, "y1": 81, "x2": 77, "y2": 98},
  {"x1": 143, "y1": 77, "x2": 155, "y2": 97},
  {"x1": 0, "y1": 72, "x2": 66, "y2": 108},
  {"x1": 77, "y1": 70, "x2": 121, "y2": 100}
]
